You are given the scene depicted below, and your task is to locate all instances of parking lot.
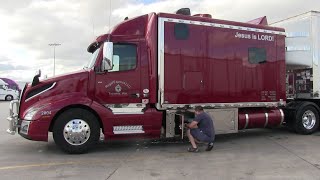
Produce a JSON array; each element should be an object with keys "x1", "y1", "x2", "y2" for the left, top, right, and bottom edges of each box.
[{"x1": 1, "y1": 101, "x2": 320, "y2": 179}]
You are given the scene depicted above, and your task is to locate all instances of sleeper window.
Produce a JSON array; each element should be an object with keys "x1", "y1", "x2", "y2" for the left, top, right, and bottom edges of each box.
[
  {"x1": 174, "y1": 23, "x2": 189, "y2": 40},
  {"x1": 248, "y1": 47, "x2": 267, "y2": 64}
]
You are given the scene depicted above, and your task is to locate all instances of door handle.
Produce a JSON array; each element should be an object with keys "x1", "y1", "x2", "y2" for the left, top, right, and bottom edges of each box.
[{"x1": 130, "y1": 93, "x2": 140, "y2": 98}]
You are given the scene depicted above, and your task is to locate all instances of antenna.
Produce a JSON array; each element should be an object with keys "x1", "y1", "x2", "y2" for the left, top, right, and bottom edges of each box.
[
  {"x1": 92, "y1": 18, "x2": 95, "y2": 38},
  {"x1": 108, "y1": 0, "x2": 111, "y2": 28}
]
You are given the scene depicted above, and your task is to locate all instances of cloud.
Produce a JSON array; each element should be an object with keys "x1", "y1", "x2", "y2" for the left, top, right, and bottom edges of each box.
[
  {"x1": 0, "y1": 0, "x2": 130, "y2": 81},
  {"x1": 113, "y1": 0, "x2": 319, "y2": 23},
  {"x1": 0, "y1": 0, "x2": 319, "y2": 81},
  {"x1": 0, "y1": 56, "x2": 12, "y2": 63},
  {"x1": 0, "y1": 56, "x2": 30, "y2": 72},
  {"x1": 0, "y1": 0, "x2": 33, "y2": 13},
  {"x1": 0, "y1": 63, "x2": 29, "y2": 71}
]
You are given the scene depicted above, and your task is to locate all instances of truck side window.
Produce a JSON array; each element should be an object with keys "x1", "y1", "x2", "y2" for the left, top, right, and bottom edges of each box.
[
  {"x1": 0, "y1": 85, "x2": 4, "y2": 90},
  {"x1": 110, "y1": 44, "x2": 137, "y2": 72},
  {"x1": 174, "y1": 23, "x2": 189, "y2": 40},
  {"x1": 248, "y1": 47, "x2": 267, "y2": 64}
]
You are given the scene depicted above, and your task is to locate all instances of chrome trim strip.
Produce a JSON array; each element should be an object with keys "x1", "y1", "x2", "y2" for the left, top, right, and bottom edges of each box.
[
  {"x1": 244, "y1": 114, "x2": 249, "y2": 129},
  {"x1": 157, "y1": 17, "x2": 165, "y2": 109},
  {"x1": 279, "y1": 109, "x2": 284, "y2": 125},
  {"x1": 159, "y1": 102, "x2": 281, "y2": 110},
  {"x1": 113, "y1": 130, "x2": 145, "y2": 134},
  {"x1": 264, "y1": 112, "x2": 269, "y2": 128},
  {"x1": 160, "y1": 17, "x2": 285, "y2": 35},
  {"x1": 110, "y1": 109, "x2": 144, "y2": 115},
  {"x1": 107, "y1": 104, "x2": 146, "y2": 115},
  {"x1": 25, "y1": 82, "x2": 56, "y2": 102},
  {"x1": 105, "y1": 103, "x2": 146, "y2": 108},
  {"x1": 113, "y1": 125, "x2": 145, "y2": 134}
]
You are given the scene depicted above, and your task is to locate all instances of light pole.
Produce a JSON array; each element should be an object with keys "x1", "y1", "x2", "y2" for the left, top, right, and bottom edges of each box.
[{"x1": 48, "y1": 43, "x2": 61, "y2": 76}]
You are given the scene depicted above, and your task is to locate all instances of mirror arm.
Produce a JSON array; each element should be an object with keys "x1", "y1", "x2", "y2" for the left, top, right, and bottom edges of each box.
[
  {"x1": 94, "y1": 66, "x2": 107, "y2": 74},
  {"x1": 95, "y1": 71, "x2": 107, "y2": 75}
]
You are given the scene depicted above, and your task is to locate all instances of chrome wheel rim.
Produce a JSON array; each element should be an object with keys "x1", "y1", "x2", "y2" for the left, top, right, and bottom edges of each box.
[
  {"x1": 302, "y1": 110, "x2": 316, "y2": 130},
  {"x1": 63, "y1": 119, "x2": 90, "y2": 146},
  {"x1": 6, "y1": 96, "x2": 12, "y2": 101}
]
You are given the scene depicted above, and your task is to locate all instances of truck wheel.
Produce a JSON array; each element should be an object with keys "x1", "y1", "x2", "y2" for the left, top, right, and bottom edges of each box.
[
  {"x1": 53, "y1": 108, "x2": 100, "y2": 154},
  {"x1": 294, "y1": 105, "x2": 319, "y2": 135},
  {"x1": 5, "y1": 95, "x2": 13, "y2": 101}
]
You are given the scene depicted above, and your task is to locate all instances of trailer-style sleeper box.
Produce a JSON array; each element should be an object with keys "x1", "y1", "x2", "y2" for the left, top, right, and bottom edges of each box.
[{"x1": 158, "y1": 13, "x2": 286, "y2": 106}]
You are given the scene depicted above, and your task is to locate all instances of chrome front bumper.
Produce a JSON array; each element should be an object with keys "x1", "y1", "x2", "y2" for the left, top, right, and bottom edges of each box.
[{"x1": 6, "y1": 100, "x2": 20, "y2": 135}]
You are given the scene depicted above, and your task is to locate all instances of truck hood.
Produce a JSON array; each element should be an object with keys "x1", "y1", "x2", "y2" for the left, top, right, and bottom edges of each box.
[
  {"x1": 40, "y1": 70, "x2": 88, "y2": 84},
  {"x1": 19, "y1": 70, "x2": 89, "y2": 117}
]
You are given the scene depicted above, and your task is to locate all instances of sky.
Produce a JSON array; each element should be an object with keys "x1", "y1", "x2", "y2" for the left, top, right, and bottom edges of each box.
[{"x1": 0, "y1": 0, "x2": 318, "y2": 82}]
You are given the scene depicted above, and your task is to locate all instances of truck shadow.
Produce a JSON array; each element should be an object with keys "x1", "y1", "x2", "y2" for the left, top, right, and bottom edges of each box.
[{"x1": 43, "y1": 126, "x2": 314, "y2": 155}]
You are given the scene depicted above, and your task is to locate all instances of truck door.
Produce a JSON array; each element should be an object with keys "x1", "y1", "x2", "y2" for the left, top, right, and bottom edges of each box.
[{"x1": 95, "y1": 43, "x2": 142, "y2": 105}]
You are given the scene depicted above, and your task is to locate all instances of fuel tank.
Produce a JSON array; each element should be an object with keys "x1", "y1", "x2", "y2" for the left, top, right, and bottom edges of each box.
[{"x1": 238, "y1": 108, "x2": 284, "y2": 130}]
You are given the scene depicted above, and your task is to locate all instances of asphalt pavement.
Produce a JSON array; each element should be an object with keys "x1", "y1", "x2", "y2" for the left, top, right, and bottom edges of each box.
[{"x1": 1, "y1": 101, "x2": 320, "y2": 180}]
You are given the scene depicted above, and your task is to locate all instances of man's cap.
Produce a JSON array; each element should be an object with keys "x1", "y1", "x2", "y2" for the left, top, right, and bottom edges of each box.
[{"x1": 195, "y1": 106, "x2": 204, "y2": 111}]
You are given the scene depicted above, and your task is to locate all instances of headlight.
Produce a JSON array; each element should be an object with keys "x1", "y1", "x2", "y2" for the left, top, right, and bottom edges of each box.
[
  {"x1": 23, "y1": 103, "x2": 50, "y2": 120},
  {"x1": 24, "y1": 108, "x2": 40, "y2": 120}
]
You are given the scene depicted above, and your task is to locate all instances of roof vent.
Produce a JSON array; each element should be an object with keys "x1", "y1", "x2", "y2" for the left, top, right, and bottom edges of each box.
[
  {"x1": 247, "y1": 16, "x2": 268, "y2": 25},
  {"x1": 175, "y1": 8, "x2": 191, "y2": 16},
  {"x1": 193, "y1": 14, "x2": 212, "y2": 18}
]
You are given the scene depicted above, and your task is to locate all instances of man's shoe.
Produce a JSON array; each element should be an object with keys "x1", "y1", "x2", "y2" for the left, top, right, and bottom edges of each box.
[
  {"x1": 205, "y1": 142, "x2": 214, "y2": 151},
  {"x1": 187, "y1": 147, "x2": 199, "y2": 153}
]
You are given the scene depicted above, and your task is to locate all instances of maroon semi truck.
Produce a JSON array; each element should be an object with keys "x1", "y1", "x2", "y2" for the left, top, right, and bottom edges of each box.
[{"x1": 7, "y1": 9, "x2": 319, "y2": 153}]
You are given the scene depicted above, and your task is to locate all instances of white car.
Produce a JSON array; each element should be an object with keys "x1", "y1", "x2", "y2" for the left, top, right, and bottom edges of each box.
[{"x1": 0, "y1": 80, "x2": 19, "y2": 101}]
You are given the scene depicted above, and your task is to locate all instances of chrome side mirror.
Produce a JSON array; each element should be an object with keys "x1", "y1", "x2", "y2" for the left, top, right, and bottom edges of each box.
[{"x1": 102, "y1": 42, "x2": 113, "y2": 71}]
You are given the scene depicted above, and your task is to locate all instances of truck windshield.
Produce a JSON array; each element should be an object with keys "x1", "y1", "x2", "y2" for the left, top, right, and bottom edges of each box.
[
  {"x1": 85, "y1": 48, "x2": 100, "y2": 69},
  {"x1": 0, "y1": 85, "x2": 8, "y2": 90}
]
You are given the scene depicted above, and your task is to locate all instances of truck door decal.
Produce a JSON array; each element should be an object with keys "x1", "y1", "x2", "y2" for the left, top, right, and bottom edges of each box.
[{"x1": 105, "y1": 80, "x2": 132, "y2": 96}]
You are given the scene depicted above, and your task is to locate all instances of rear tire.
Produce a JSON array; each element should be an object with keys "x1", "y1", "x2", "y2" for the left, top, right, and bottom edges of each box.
[
  {"x1": 294, "y1": 104, "x2": 319, "y2": 135},
  {"x1": 53, "y1": 108, "x2": 100, "y2": 154},
  {"x1": 5, "y1": 95, "x2": 13, "y2": 101}
]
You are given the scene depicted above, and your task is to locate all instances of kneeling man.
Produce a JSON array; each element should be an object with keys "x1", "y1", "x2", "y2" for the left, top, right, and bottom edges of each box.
[{"x1": 186, "y1": 106, "x2": 215, "y2": 152}]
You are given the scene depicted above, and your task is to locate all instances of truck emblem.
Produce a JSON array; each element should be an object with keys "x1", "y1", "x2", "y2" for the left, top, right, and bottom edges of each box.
[
  {"x1": 105, "y1": 81, "x2": 132, "y2": 89},
  {"x1": 115, "y1": 84, "x2": 122, "y2": 92}
]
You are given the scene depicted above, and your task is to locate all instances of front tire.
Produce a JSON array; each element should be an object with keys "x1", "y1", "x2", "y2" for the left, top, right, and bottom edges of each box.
[
  {"x1": 5, "y1": 95, "x2": 13, "y2": 101},
  {"x1": 53, "y1": 108, "x2": 100, "y2": 154},
  {"x1": 294, "y1": 104, "x2": 319, "y2": 135}
]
